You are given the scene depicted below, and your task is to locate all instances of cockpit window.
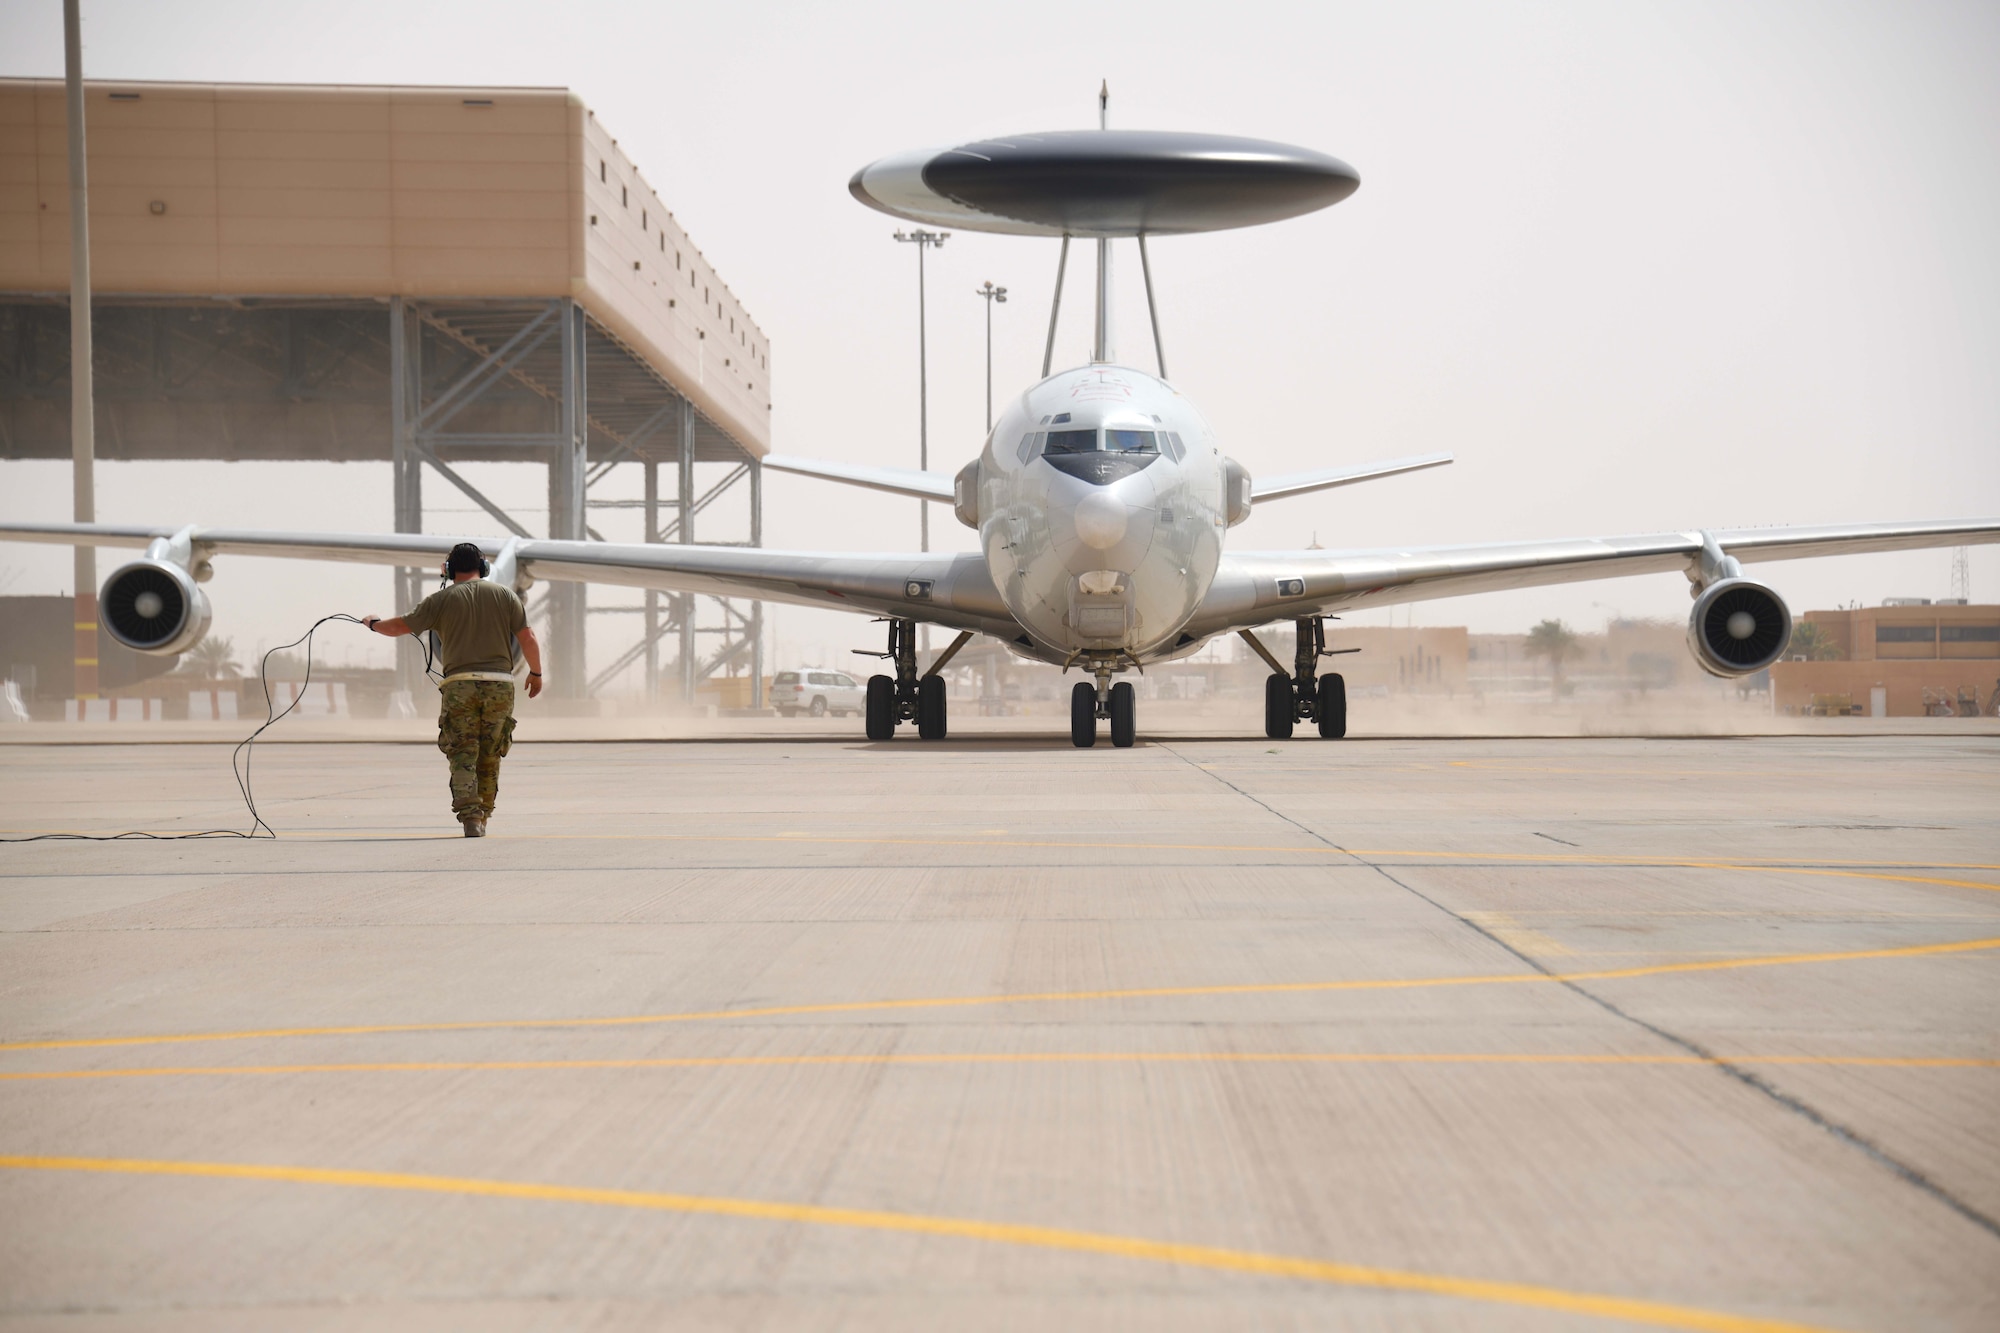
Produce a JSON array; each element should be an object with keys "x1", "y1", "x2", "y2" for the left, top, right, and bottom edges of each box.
[
  {"x1": 1041, "y1": 428, "x2": 1164, "y2": 458},
  {"x1": 1043, "y1": 428, "x2": 1099, "y2": 455}
]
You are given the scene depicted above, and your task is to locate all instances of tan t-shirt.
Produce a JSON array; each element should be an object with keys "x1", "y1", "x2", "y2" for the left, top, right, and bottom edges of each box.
[{"x1": 403, "y1": 578, "x2": 527, "y2": 676}]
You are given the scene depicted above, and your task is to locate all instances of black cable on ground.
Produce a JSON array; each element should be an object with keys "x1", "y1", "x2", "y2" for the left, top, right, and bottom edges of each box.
[{"x1": 3, "y1": 614, "x2": 439, "y2": 842}]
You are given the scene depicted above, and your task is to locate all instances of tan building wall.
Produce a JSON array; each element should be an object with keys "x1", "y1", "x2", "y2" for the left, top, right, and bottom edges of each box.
[
  {"x1": 1797, "y1": 604, "x2": 2000, "y2": 663},
  {"x1": 0, "y1": 78, "x2": 769, "y2": 454},
  {"x1": 1771, "y1": 660, "x2": 1997, "y2": 717},
  {"x1": 1776, "y1": 603, "x2": 2000, "y2": 716}
]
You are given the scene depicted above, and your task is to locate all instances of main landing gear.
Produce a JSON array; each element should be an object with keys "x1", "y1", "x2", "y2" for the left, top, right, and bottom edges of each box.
[
  {"x1": 1070, "y1": 655, "x2": 1137, "y2": 749},
  {"x1": 863, "y1": 620, "x2": 972, "y2": 741},
  {"x1": 1248, "y1": 616, "x2": 1348, "y2": 740}
]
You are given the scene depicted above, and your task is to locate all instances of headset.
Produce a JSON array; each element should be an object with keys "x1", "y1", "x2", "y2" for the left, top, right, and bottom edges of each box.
[{"x1": 441, "y1": 542, "x2": 491, "y2": 584}]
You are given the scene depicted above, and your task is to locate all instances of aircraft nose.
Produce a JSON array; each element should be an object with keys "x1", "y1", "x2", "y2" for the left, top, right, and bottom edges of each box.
[{"x1": 1074, "y1": 490, "x2": 1129, "y2": 550}]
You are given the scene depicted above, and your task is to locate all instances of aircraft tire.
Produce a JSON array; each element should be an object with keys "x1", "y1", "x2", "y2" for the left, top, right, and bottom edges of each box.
[
  {"x1": 1070, "y1": 681, "x2": 1098, "y2": 748},
  {"x1": 865, "y1": 675, "x2": 896, "y2": 740},
  {"x1": 917, "y1": 675, "x2": 948, "y2": 740},
  {"x1": 1316, "y1": 673, "x2": 1347, "y2": 739},
  {"x1": 1264, "y1": 673, "x2": 1295, "y2": 739},
  {"x1": 1108, "y1": 681, "x2": 1136, "y2": 748}
]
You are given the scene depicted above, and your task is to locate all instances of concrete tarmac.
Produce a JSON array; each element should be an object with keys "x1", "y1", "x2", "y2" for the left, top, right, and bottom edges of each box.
[{"x1": 1, "y1": 733, "x2": 1996, "y2": 1331}]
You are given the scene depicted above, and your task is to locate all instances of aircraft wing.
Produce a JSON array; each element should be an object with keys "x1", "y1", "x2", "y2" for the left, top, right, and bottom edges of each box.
[
  {"x1": 767, "y1": 451, "x2": 1456, "y2": 506},
  {"x1": 762, "y1": 454, "x2": 956, "y2": 503},
  {"x1": 0, "y1": 521, "x2": 1024, "y2": 638},
  {"x1": 1188, "y1": 517, "x2": 2000, "y2": 636},
  {"x1": 1251, "y1": 452, "x2": 1453, "y2": 502}
]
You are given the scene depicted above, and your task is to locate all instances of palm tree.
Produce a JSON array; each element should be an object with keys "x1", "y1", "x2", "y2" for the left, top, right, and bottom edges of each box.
[
  {"x1": 175, "y1": 636, "x2": 240, "y2": 678},
  {"x1": 1789, "y1": 621, "x2": 1841, "y2": 661},
  {"x1": 1522, "y1": 619, "x2": 1581, "y2": 702}
]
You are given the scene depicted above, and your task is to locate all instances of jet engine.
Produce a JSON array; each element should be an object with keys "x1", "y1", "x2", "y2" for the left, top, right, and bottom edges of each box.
[
  {"x1": 954, "y1": 460, "x2": 981, "y2": 529},
  {"x1": 1223, "y1": 459, "x2": 1253, "y2": 527},
  {"x1": 1686, "y1": 578, "x2": 1791, "y2": 677},
  {"x1": 101, "y1": 558, "x2": 212, "y2": 656}
]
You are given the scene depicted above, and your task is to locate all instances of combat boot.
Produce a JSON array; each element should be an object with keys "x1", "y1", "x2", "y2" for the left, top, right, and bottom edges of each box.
[{"x1": 461, "y1": 817, "x2": 487, "y2": 838}]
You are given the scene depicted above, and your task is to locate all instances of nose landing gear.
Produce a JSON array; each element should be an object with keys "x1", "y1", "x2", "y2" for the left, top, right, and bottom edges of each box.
[
  {"x1": 1245, "y1": 617, "x2": 1351, "y2": 740},
  {"x1": 1070, "y1": 654, "x2": 1138, "y2": 748},
  {"x1": 862, "y1": 620, "x2": 972, "y2": 741}
]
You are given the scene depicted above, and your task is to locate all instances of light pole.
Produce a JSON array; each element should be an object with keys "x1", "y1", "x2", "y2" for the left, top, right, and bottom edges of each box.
[
  {"x1": 976, "y1": 280, "x2": 1007, "y2": 430},
  {"x1": 892, "y1": 229, "x2": 948, "y2": 555},
  {"x1": 64, "y1": 0, "x2": 97, "y2": 703}
]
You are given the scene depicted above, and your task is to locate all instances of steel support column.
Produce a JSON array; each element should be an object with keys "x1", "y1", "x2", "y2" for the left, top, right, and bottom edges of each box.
[
  {"x1": 375, "y1": 299, "x2": 761, "y2": 709},
  {"x1": 677, "y1": 395, "x2": 696, "y2": 705},
  {"x1": 748, "y1": 459, "x2": 763, "y2": 709},
  {"x1": 644, "y1": 456, "x2": 660, "y2": 701},
  {"x1": 388, "y1": 297, "x2": 426, "y2": 698},
  {"x1": 548, "y1": 299, "x2": 588, "y2": 699}
]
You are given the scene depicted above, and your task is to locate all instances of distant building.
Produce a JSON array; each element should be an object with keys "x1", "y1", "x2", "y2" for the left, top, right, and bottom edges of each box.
[
  {"x1": 1772, "y1": 604, "x2": 1999, "y2": 716},
  {"x1": 1324, "y1": 626, "x2": 1469, "y2": 696},
  {"x1": 1214, "y1": 625, "x2": 1469, "y2": 697},
  {"x1": 1470, "y1": 619, "x2": 1687, "y2": 697}
]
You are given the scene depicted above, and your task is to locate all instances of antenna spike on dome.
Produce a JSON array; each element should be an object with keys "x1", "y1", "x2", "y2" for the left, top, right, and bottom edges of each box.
[{"x1": 1099, "y1": 81, "x2": 1108, "y2": 130}]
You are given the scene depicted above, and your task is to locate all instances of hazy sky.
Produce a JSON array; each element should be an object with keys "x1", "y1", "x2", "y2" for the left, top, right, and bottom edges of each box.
[{"x1": 3, "y1": 0, "x2": 1996, "y2": 677}]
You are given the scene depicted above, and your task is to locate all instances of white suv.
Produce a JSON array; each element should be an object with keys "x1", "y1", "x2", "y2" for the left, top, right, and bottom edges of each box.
[{"x1": 772, "y1": 668, "x2": 865, "y2": 718}]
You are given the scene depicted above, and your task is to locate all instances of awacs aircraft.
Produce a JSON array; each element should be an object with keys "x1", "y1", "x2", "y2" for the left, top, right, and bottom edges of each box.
[{"x1": 5, "y1": 116, "x2": 1997, "y2": 747}]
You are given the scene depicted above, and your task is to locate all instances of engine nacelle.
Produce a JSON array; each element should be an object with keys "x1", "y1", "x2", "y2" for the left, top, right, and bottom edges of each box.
[
  {"x1": 1686, "y1": 578, "x2": 1791, "y2": 677},
  {"x1": 954, "y1": 460, "x2": 981, "y2": 529},
  {"x1": 101, "y1": 558, "x2": 212, "y2": 656},
  {"x1": 1223, "y1": 458, "x2": 1253, "y2": 527}
]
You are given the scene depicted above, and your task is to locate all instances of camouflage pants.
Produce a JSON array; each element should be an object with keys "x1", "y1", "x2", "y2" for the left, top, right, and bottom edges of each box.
[{"x1": 437, "y1": 680, "x2": 516, "y2": 820}]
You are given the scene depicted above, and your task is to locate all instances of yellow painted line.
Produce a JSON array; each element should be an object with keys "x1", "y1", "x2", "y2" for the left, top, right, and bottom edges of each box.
[
  {"x1": 5, "y1": 934, "x2": 1995, "y2": 1056},
  {"x1": 0, "y1": 1154, "x2": 1841, "y2": 1332},
  {"x1": 3, "y1": 1051, "x2": 1993, "y2": 1083},
  {"x1": 1728, "y1": 865, "x2": 2000, "y2": 896}
]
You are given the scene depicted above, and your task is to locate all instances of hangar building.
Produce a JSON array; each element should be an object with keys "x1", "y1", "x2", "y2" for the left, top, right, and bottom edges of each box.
[{"x1": 0, "y1": 77, "x2": 770, "y2": 705}]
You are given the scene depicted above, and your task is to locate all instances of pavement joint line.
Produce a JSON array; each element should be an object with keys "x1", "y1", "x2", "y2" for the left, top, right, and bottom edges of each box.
[
  {"x1": 1379, "y1": 862, "x2": 2000, "y2": 1245},
  {"x1": 4, "y1": 1052, "x2": 1996, "y2": 1082},
  {"x1": 0, "y1": 1154, "x2": 1844, "y2": 1333},
  {"x1": 1153, "y1": 744, "x2": 2000, "y2": 1245},
  {"x1": 5, "y1": 934, "x2": 1996, "y2": 1056}
]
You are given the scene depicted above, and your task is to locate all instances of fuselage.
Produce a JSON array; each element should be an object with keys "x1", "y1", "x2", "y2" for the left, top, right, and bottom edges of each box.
[{"x1": 977, "y1": 363, "x2": 1230, "y2": 661}]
